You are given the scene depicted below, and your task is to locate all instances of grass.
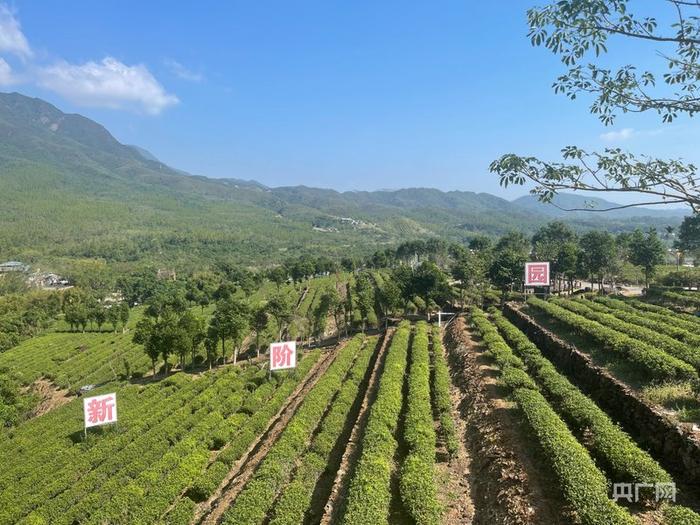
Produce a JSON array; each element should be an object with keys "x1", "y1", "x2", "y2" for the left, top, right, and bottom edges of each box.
[{"x1": 642, "y1": 382, "x2": 700, "y2": 423}]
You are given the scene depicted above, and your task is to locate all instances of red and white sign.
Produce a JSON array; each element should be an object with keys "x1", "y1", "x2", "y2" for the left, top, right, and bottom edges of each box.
[
  {"x1": 270, "y1": 341, "x2": 297, "y2": 371},
  {"x1": 525, "y1": 262, "x2": 550, "y2": 287},
  {"x1": 83, "y1": 393, "x2": 118, "y2": 429}
]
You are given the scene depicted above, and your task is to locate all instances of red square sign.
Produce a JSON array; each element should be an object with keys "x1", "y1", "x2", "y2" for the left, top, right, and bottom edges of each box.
[{"x1": 525, "y1": 262, "x2": 550, "y2": 287}]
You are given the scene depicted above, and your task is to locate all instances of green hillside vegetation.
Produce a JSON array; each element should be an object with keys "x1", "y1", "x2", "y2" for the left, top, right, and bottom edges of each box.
[{"x1": 0, "y1": 93, "x2": 685, "y2": 272}]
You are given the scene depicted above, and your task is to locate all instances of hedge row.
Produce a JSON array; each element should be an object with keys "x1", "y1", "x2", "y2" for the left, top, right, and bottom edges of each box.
[
  {"x1": 430, "y1": 325, "x2": 458, "y2": 457},
  {"x1": 663, "y1": 504, "x2": 700, "y2": 524},
  {"x1": 18, "y1": 367, "x2": 259, "y2": 524},
  {"x1": 10, "y1": 354, "x2": 322, "y2": 525},
  {"x1": 469, "y1": 309, "x2": 535, "y2": 390},
  {"x1": 0, "y1": 329, "x2": 152, "y2": 392},
  {"x1": 527, "y1": 297, "x2": 697, "y2": 383},
  {"x1": 267, "y1": 336, "x2": 376, "y2": 525},
  {"x1": 162, "y1": 352, "x2": 322, "y2": 523},
  {"x1": 627, "y1": 298, "x2": 700, "y2": 327},
  {"x1": 470, "y1": 308, "x2": 635, "y2": 525},
  {"x1": 6, "y1": 373, "x2": 227, "y2": 523},
  {"x1": 593, "y1": 297, "x2": 700, "y2": 345},
  {"x1": 662, "y1": 291, "x2": 700, "y2": 309},
  {"x1": 221, "y1": 335, "x2": 367, "y2": 525},
  {"x1": 341, "y1": 321, "x2": 411, "y2": 525},
  {"x1": 554, "y1": 298, "x2": 700, "y2": 371},
  {"x1": 491, "y1": 309, "x2": 672, "y2": 487},
  {"x1": 400, "y1": 322, "x2": 441, "y2": 525},
  {"x1": 513, "y1": 388, "x2": 636, "y2": 525}
]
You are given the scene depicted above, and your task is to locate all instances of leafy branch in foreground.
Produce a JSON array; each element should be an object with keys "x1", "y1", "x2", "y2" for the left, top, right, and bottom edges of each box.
[
  {"x1": 490, "y1": 147, "x2": 699, "y2": 213},
  {"x1": 492, "y1": 1, "x2": 700, "y2": 214},
  {"x1": 528, "y1": 0, "x2": 700, "y2": 125}
]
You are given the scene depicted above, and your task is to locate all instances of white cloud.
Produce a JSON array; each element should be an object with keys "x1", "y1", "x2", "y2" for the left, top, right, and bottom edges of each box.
[
  {"x1": 0, "y1": 4, "x2": 32, "y2": 59},
  {"x1": 164, "y1": 59, "x2": 203, "y2": 82},
  {"x1": 600, "y1": 128, "x2": 636, "y2": 142},
  {"x1": 0, "y1": 57, "x2": 15, "y2": 85},
  {"x1": 38, "y1": 57, "x2": 179, "y2": 114}
]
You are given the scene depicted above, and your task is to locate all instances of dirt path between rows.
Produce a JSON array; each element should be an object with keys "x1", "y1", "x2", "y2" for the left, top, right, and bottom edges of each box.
[
  {"x1": 317, "y1": 328, "x2": 395, "y2": 525},
  {"x1": 194, "y1": 347, "x2": 340, "y2": 525},
  {"x1": 445, "y1": 315, "x2": 566, "y2": 525},
  {"x1": 432, "y1": 329, "x2": 474, "y2": 525}
]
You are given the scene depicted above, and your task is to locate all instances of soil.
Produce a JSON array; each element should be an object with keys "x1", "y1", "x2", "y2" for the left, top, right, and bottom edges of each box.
[
  {"x1": 444, "y1": 315, "x2": 567, "y2": 525},
  {"x1": 27, "y1": 378, "x2": 74, "y2": 418},
  {"x1": 194, "y1": 347, "x2": 339, "y2": 525},
  {"x1": 432, "y1": 328, "x2": 474, "y2": 525},
  {"x1": 317, "y1": 328, "x2": 395, "y2": 525}
]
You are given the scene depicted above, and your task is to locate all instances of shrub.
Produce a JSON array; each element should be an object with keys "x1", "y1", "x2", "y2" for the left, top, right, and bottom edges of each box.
[
  {"x1": 400, "y1": 322, "x2": 441, "y2": 525},
  {"x1": 341, "y1": 322, "x2": 411, "y2": 525},
  {"x1": 492, "y1": 310, "x2": 672, "y2": 488},
  {"x1": 527, "y1": 297, "x2": 697, "y2": 383},
  {"x1": 430, "y1": 325, "x2": 458, "y2": 457}
]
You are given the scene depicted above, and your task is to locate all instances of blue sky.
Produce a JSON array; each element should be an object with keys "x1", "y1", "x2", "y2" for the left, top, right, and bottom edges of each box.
[{"x1": 1, "y1": 1, "x2": 698, "y2": 198}]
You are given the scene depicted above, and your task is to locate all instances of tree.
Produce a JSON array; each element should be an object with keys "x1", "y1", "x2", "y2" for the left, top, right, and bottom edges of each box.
[
  {"x1": 178, "y1": 310, "x2": 206, "y2": 368},
  {"x1": 266, "y1": 293, "x2": 294, "y2": 340},
  {"x1": 106, "y1": 306, "x2": 120, "y2": 332},
  {"x1": 491, "y1": 0, "x2": 700, "y2": 212},
  {"x1": 119, "y1": 303, "x2": 130, "y2": 333},
  {"x1": 468, "y1": 235, "x2": 493, "y2": 252},
  {"x1": 556, "y1": 241, "x2": 581, "y2": 294},
  {"x1": 204, "y1": 333, "x2": 218, "y2": 370},
  {"x1": 133, "y1": 317, "x2": 160, "y2": 375},
  {"x1": 629, "y1": 229, "x2": 666, "y2": 289},
  {"x1": 488, "y1": 232, "x2": 531, "y2": 291},
  {"x1": 354, "y1": 274, "x2": 375, "y2": 332},
  {"x1": 164, "y1": 323, "x2": 190, "y2": 374},
  {"x1": 532, "y1": 221, "x2": 576, "y2": 291},
  {"x1": 312, "y1": 288, "x2": 339, "y2": 341},
  {"x1": 376, "y1": 277, "x2": 402, "y2": 319},
  {"x1": 677, "y1": 214, "x2": 700, "y2": 260},
  {"x1": 451, "y1": 249, "x2": 488, "y2": 304},
  {"x1": 92, "y1": 306, "x2": 107, "y2": 332},
  {"x1": 212, "y1": 297, "x2": 250, "y2": 364},
  {"x1": 75, "y1": 305, "x2": 89, "y2": 333},
  {"x1": 267, "y1": 267, "x2": 287, "y2": 291},
  {"x1": 340, "y1": 257, "x2": 356, "y2": 272},
  {"x1": 251, "y1": 305, "x2": 269, "y2": 358},
  {"x1": 414, "y1": 262, "x2": 453, "y2": 311},
  {"x1": 579, "y1": 231, "x2": 617, "y2": 290}
]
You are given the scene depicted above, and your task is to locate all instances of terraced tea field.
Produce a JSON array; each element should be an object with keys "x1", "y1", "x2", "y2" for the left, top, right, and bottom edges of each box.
[{"x1": 3, "y1": 294, "x2": 700, "y2": 525}]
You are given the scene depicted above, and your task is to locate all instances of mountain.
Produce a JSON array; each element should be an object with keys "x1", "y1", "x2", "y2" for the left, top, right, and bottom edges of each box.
[
  {"x1": 513, "y1": 194, "x2": 688, "y2": 220},
  {"x1": 0, "y1": 92, "x2": 688, "y2": 270},
  {"x1": 128, "y1": 145, "x2": 160, "y2": 163}
]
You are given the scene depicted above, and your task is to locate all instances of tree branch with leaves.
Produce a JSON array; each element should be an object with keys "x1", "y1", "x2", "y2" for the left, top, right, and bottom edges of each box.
[{"x1": 492, "y1": 0, "x2": 700, "y2": 213}]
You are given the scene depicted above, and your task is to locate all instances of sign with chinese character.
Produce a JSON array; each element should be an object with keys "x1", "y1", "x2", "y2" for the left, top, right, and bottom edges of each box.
[
  {"x1": 83, "y1": 393, "x2": 118, "y2": 429},
  {"x1": 525, "y1": 262, "x2": 550, "y2": 287},
  {"x1": 270, "y1": 341, "x2": 297, "y2": 371}
]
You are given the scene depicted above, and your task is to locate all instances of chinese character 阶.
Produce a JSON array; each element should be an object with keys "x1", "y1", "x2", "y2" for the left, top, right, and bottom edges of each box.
[{"x1": 272, "y1": 344, "x2": 292, "y2": 368}]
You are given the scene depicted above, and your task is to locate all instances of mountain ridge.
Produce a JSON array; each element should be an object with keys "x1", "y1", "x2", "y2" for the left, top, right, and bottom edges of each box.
[{"x1": 0, "y1": 91, "x2": 688, "y2": 268}]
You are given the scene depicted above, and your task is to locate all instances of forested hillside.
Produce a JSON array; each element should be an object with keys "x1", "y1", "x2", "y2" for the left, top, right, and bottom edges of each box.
[{"x1": 0, "y1": 92, "x2": 685, "y2": 271}]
